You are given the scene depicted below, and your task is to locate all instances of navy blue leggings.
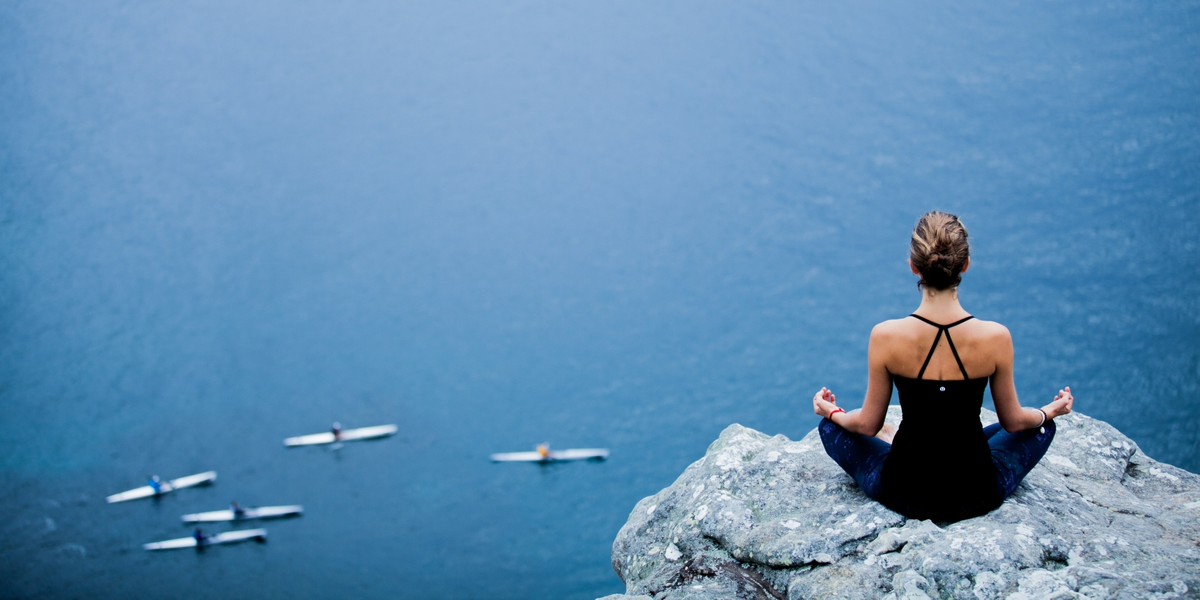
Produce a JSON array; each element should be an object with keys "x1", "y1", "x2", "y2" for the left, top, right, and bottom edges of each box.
[{"x1": 817, "y1": 418, "x2": 1056, "y2": 511}]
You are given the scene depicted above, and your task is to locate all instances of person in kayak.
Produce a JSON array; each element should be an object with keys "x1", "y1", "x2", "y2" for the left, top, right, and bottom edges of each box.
[
  {"x1": 536, "y1": 443, "x2": 550, "y2": 461},
  {"x1": 193, "y1": 528, "x2": 206, "y2": 546},
  {"x1": 231, "y1": 502, "x2": 246, "y2": 519},
  {"x1": 332, "y1": 422, "x2": 343, "y2": 441},
  {"x1": 813, "y1": 211, "x2": 1074, "y2": 522},
  {"x1": 148, "y1": 476, "x2": 162, "y2": 495}
]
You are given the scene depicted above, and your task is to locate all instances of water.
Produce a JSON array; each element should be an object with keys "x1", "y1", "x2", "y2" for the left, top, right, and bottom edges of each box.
[{"x1": 1, "y1": 1, "x2": 1197, "y2": 598}]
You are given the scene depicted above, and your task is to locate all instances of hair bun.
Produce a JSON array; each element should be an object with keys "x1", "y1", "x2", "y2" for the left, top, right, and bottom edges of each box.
[{"x1": 909, "y1": 211, "x2": 970, "y2": 291}]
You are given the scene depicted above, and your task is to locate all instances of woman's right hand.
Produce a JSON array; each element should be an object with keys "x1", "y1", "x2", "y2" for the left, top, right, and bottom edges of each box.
[
  {"x1": 1040, "y1": 386, "x2": 1074, "y2": 420},
  {"x1": 813, "y1": 387, "x2": 837, "y2": 418}
]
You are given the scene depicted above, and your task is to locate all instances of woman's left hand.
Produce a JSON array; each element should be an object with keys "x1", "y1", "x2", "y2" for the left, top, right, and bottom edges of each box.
[
  {"x1": 812, "y1": 387, "x2": 838, "y2": 418},
  {"x1": 1041, "y1": 386, "x2": 1074, "y2": 420}
]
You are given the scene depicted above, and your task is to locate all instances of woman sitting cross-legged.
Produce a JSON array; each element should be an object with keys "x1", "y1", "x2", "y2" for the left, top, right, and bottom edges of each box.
[{"x1": 814, "y1": 211, "x2": 1074, "y2": 522}]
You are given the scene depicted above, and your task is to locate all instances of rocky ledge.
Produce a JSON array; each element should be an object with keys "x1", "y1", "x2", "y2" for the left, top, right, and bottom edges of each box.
[{"x1": 600, "y1": 408, "x2": 1200, "y2": 600}]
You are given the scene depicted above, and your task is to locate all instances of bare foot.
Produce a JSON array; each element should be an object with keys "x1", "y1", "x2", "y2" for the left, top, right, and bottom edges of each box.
[{"x1": 875, "y1": 422, "x2": 897, "y2": 444}]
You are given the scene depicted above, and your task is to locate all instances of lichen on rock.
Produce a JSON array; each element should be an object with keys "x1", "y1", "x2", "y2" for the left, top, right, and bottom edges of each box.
[{"x1": 603, "y1": 408, "x2": 1200, "y2": 600}]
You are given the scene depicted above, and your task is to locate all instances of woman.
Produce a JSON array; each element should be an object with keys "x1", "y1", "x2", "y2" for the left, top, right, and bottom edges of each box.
[{"x1": 813, "y1": 211, "x2": 1074, "y2": 522}]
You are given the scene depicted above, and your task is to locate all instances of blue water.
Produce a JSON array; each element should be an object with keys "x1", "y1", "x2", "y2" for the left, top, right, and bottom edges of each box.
[{"x1": 1, "y1": 1, "x2": 1197, "y2": 598}]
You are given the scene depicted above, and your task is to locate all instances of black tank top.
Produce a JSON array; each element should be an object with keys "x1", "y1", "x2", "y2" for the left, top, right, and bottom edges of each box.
[{"x1": 880, "y1": 314, "x2": 1000, "y2": 521}]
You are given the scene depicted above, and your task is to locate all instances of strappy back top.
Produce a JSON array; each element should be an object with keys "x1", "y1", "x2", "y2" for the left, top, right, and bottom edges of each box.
[
  {"x1": 881, "y1": 314, "x2": 999, "y2": 521},
  {"x1": 908, "y1": 314, "x2": 974, "y2": 380}
]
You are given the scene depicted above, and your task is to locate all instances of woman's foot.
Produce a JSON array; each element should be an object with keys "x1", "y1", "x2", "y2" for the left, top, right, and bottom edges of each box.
[{"x1": 875, "y1": 422, "x2": 897, "y2": 444}]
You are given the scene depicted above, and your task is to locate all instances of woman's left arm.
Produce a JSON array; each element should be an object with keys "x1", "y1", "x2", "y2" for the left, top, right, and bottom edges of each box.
[{"x1": 812, "y1": 324, "x2": 893, "y2": 436}]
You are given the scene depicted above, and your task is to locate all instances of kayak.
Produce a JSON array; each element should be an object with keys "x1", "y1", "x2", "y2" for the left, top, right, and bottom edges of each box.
[
  {"x1": 106, "y1": 471, "x2": 217, "y2": 504},
  {"x1": 284, "y1": 424, "x2": 398, "y2": 447},
  {"x1": 490, "y1": 448, "x2": 610, "y2": 462},
  {"x1": 181, "y1": 505, "x2": 303, "y2": 523},
  {"x1": 144, "y1": 528, "x2": 266, "y2": 551}
]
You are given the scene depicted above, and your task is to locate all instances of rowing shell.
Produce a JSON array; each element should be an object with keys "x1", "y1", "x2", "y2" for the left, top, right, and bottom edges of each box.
[
  {"x1": 106, "y1": 471, "x2": 217, "y2": 504},
  {"x1": 182, "y1": 505, "x2": 303, "y2": 523},
  {"x1": 144, "y1": 529, "x2": 266, "y2": 551},
  {"x1": 490, "y1": 448, "x2": 610, "y2": 462},
  {"x1": 284, "y1": 424, "x2": 398, "y2": 447}
]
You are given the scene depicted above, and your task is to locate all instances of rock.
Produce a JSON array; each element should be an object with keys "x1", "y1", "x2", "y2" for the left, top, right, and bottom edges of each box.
[{"x1": 606, "y1": 408, "x2": 1200, "y2": 600}]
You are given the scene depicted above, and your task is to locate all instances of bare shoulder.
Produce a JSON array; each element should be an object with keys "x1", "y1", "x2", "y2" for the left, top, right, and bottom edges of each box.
[
  {"x1": 970, "y1": 318, "x2": 1012, "y2": 343},
  {"x1": 868, "y1": 319, "x2": 909, "y2": 364},
  {"x1": 870, "y1": 318, "x2": 911, "y2": 340},
  {"x1": 969, "y1": 319, "x2": 1013, "y2": 367},
  {"x1": 869, "y1": 318, "x2": 914, "y2": 355}
]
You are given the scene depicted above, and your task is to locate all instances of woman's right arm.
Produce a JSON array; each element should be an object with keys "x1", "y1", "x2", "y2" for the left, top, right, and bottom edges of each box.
[{"x1": 990, "y1": 325, "x2": 1075, "y2": 432}]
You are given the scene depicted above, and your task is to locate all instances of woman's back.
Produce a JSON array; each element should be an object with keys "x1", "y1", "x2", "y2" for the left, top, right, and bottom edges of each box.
[
  {"x1": 873, "y1": 313, "x2": 1010, "y2": 382},
  {"x1": 881, "y1": 314, "x2": 1000, "y2": 521}
]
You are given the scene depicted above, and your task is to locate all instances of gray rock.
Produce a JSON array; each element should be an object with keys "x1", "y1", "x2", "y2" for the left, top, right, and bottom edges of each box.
[{"x1": 606, "y1": 409, "x2": 1200, "y2": 600}]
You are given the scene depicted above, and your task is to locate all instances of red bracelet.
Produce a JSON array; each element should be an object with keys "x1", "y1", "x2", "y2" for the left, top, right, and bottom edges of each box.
[{"x1": 828, "y1": 408, "x2": 846, "y2": 419}]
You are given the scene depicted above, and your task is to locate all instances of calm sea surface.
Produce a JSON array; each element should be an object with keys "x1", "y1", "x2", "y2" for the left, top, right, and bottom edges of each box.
[{"x1": 2, "y1": 1, "x2": 1197, "y2": 598}]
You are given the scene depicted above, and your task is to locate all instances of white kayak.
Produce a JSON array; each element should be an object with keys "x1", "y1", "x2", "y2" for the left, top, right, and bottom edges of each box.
[
  {"x1": 284, "y1": 424, "x2": 398, "y2": 447},
  {"x1": 490, "y1": 448, "x2": 610, "y2": 462},
  {"x1": 106, "y1": 471, "x2": 217, "y2": 504},
  {"x1": 181, "y1": 505, "x2": 303, "y2": 523},
  {"x1": 143, "y1": 528, "x2": 266, "y2": 551}
]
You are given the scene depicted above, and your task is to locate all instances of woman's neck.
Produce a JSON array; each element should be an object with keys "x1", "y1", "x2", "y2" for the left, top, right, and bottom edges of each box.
[{"x1": 915, "y1": 287, "x2": 969, "y2": 321}]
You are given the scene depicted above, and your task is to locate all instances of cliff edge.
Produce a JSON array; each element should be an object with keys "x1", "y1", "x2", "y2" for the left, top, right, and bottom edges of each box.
[{"x1": 601, "y1": 408, "x2": 1200, "y2": 600}]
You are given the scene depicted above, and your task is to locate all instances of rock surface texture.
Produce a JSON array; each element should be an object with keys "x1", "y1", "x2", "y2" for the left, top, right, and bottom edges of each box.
[{"x1": 605, "y1": 408, "x2": 1200, "y2": 600}]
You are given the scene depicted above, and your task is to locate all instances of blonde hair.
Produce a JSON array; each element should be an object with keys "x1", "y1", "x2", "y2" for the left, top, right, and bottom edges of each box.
[{"x1": 910, "y1": 211, "x2": 970, "y2": 290}]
